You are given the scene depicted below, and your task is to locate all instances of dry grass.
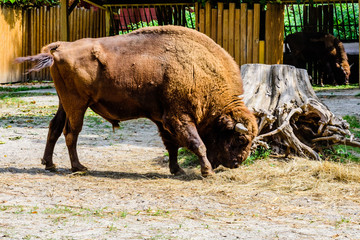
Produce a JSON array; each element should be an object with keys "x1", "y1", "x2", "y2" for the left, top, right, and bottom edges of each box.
[{"x1": 190, "y1": 157, "x2": 360, "y2": 204}]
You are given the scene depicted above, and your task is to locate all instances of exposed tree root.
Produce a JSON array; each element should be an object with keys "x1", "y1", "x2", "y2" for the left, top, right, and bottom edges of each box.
[{"x1": 241, "y1": 64, "x2": 360, "y2": 160}]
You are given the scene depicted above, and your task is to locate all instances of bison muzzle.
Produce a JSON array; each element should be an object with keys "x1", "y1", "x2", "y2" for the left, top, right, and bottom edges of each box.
[{"x1": 15, "y1": 26, "x2": 258, "y2": 177}]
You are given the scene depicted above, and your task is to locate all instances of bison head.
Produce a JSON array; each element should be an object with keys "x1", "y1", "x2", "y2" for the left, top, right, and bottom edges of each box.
[
  {"x1": 203, "y1": 110, "x2": 258, "y2": 169},
  {"x1": 335, "y1": 62, "x2": 351, "y2": 84}
]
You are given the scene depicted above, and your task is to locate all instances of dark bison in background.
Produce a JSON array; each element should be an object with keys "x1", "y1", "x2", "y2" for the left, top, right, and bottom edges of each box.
[
  {"x1": 284, "y1": 32, "x2": 351, "y2": 85},
  {"x1": 15, "y1": 25, "x2": 258, "y2": 177}
]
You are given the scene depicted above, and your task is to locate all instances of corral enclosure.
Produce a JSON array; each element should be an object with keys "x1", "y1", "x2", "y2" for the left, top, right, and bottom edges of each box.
[{"x1": 0, "y1": 0, "x2": 359, "y2": 84}]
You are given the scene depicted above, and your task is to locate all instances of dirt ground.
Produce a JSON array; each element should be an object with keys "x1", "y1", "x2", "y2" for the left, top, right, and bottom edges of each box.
[{"x1": 1, "y1": 84, "x2": 360, "y2": 240}]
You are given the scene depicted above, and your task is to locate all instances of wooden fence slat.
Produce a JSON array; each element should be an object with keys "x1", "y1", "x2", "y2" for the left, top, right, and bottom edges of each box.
[
  {"x1": 0, "y1": 7, "x2": 4, "y2": 81},
  {"x1": 278, "y1": 4, "x2": 285, "y2": 64},
  {"x1": 211, "y1": 8, "x2": 217, "y2": 41},
  {"x1": 252, "y1": 4, "x2": 260, "y2": 63},
  {"x1": 90, "y1": 8, "x2": 94, "y2": 37},
  {"x1": 81, "y1": 8, "x2": 85, "y2": 38},
  {"x1": 36, "y1": 8, "x2": 40, "y2": 79},
  {"x1": 223, "y1": 9, "x2": 229, "y2": 52},
  {"x1": 247, "y1": 9, "x2": 253, "y2": 63},
  {"x1": 265, "y1": 4, "x2": 271, "y2": 64},
  {"x1": 40, "y1": 7, "x2": 44, "y2": 80},
  {"x1": 69, "y1": 8, "x2": 73, "y2": 41},
  {"x1": 205, "y1": 2, "x2": 211, "y2": 37},
  {"x1": 195, "y1": 2, "x2": 199, "y2": 30},
  {"x1": 228, "y1": 3, "x2": 235, "y2": 57},
  {"x1": 216, "y1": 2, "x2": 223, "y2": 46},
  {"x1": 199, "y1": 8, "x2": 205, "y2": 33},
  {"x1": 22, "y1": 9, "x2": 27, "y2": 82},
  {"x1": 86, "y1": 9, "x2": 90, "y2": 37},
  {"x1": 240, "y1": 3, "x2": 247, "y2": 65},
  {"x1": 259, "y1": 40, "x2": 265, "y2": 64},
  {"x1": 234, "y1": 9, "x2": 241, "y2": 65}
]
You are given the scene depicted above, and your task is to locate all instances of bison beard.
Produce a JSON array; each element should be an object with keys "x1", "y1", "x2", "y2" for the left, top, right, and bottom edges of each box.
[{"x1": 15, "y1": 26, "x2": 258, "y2": 177}]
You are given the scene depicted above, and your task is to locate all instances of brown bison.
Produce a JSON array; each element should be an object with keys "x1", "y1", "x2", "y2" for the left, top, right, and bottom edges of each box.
[
  {"x1": 284, "y1": 32, "x2": 351, "y2": 85},
  {"x1": 15, "y1": 26, "x2": 258, "y2": 177}
]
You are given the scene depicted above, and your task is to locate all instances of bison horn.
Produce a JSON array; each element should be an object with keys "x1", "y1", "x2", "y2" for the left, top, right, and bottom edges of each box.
[{"x1": 235, "y1": 123, "x2": 248, "y2": 134}]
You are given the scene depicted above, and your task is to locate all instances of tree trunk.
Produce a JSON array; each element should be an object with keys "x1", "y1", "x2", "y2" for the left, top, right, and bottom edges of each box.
[{"x1": 241, "y1": 64, "x2": 360, "y2": 160}]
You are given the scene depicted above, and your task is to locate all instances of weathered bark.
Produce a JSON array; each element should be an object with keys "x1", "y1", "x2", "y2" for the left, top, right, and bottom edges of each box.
[{"x1": 241, "y1": 64, "x2": 359, "y2": 160}]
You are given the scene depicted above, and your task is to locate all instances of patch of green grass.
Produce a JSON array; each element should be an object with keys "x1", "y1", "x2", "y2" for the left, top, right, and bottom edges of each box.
[
  {"x1": 43, "y1": 206, "x2": 74, "y2": 215},
  {"x1": 323, "y1": 115, "x2": 360, "y2": 163},
  {"x1": 151, "y1": 209, "x2": 170, "y2": 217},
  {"x1": 244, "y1": 147, "x2": 271, "y2": 165},
  {"x1": 324, "y1": 145, "x2": 360, "y2": 163},
  {"x1": 0, "y1": 92, "x2": 56, "y2": 100},
  {"x1": 0, "y1": 86, "x2": 53, "y2": 92},
  {"x1": 313, "y1": 83, "x2": 358, "y2": 92},
  {"x1": 164, "y1": 148, "x2": 199, "y2": 168},
  {"x1": 107, "y1": 223, "x2": 118, "y2": 232},
  {"x1": 335, "y1": 217, "x2": 351, "y2": 228},
  {"x1": 176, "y1": 148, "x2": 199, "y2": 168}
]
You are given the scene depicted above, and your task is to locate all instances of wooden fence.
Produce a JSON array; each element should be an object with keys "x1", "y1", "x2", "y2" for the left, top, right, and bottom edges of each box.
[
  {"x1": 0, "y1": 6, "x2": 106, "y2": 83},
  {"x1": 0, "y1": 7, "x2": 23, "y2": 83},
  {"x1": 195, "y1": 2, "x2": 284, "y2": 66}
]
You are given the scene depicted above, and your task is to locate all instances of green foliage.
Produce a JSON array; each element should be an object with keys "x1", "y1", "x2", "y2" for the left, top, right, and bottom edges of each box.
[
  {"x1": 333, "y1": 3, "x2": 359, "y2": 40},
  {"x1": 285, "y1": 3, "x2": 359, "y2": 40},
  {"x1": 343, "y1": 115, "x2": 360, "y2": 138},
  {"x1": 0, "y1": 0, "x2": 59, "y2": 8},
  {"x1": 323, "y1": 115, "x2": 360, "y2": 163},
  {"x1": 244, "y1": 146, "x2": 271, "y2": 165}
]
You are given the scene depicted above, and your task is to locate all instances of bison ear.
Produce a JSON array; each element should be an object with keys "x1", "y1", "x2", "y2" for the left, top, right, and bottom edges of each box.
[{"x1": 219, "y1": 115, "x2": 236, "y2": 130}]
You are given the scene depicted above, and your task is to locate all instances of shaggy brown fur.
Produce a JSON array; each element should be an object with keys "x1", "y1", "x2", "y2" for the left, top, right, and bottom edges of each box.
[
  {"x1": 285, "y1": 32, "x2": 351, "y2": 85},
  {"x1": 15, "y1": 25, "x2": 258, "y2": 177}
]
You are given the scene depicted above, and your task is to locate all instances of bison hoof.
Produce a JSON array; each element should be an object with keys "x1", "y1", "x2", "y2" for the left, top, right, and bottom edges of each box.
[
  {"x1": 201, "y1": 169, "x2": 215, "y2": 178},
  {"x1": 45, "y1": 164, "x2": 57, "y2": 172},
  {"x1": 172, "y1": 168, "x2": 186, "y2": 176},
  {"x1": 71, "y1": 166, "x2": 88, "y2": 173}
]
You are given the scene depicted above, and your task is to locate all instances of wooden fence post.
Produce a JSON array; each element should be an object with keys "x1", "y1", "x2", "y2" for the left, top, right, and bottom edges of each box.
[
  {"x1": 105, "y1": 8, "x2": 111, "y2": 36},
  {"x1": 217, "y1": 2, "x2": 223, "y2": 46},
  {"x1": 253, "y1": 4, "x2": 260, "y2": 63},
  {"x1": 60, "y1": 0, "x2": 69, "y2": 41},
  {"x1": 240, "y1": 3, "x2": 247, "y2": 65}
]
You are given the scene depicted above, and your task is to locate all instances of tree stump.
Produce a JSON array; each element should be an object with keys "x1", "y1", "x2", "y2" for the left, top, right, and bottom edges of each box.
[{"x1": 241, "y1": 64, "x2": 360, "y2": 160}]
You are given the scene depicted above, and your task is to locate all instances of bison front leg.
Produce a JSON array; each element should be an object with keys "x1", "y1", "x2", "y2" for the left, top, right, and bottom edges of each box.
[
  {"x1": 165, "y1": 116, "x2": 214, "y2": 177},
  {"x1": 42, "y1": 102, "x2": 66, "y2": 171},
  {"x1": 63, "y1": 109, "x2": 88, "y2": 172}
]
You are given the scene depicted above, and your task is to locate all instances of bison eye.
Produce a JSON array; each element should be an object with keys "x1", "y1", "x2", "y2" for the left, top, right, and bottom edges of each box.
[{"x1": 239, "y1": 135, "x2": 248, "y2": 145}]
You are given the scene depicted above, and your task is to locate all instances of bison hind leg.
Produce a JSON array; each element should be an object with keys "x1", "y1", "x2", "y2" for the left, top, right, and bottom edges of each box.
[
  {"x1": 42, "y1": 102, "x2": 66, "y2": 172},
  {"x1": 155, "y1": 122, "x2": 185, "y2": 176}
]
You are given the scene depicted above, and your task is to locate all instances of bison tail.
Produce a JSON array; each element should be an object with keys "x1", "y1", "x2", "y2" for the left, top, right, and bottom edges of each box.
[
  {"x1": 284, "y1": 38, "x2": 290, "y2": 54},
  {"x1": 41, "y1": 42, "x2": 62, "y2": 54},
  {"x1": 14, "y1": 53, "x2": 54, "y2": 74}
]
